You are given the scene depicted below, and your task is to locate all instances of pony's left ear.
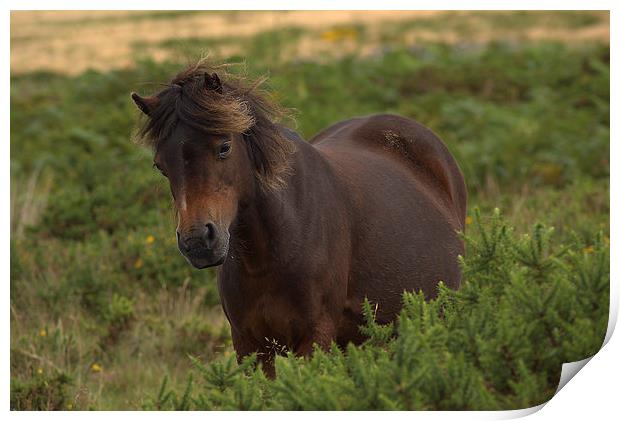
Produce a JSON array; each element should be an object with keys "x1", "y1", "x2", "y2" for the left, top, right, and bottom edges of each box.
[
  {"x1": 204, "y1": 72, "x2": 223, "y2": 94},
  {"x1": 131, "y1": 92, "x2": 159, "y2": 116}
]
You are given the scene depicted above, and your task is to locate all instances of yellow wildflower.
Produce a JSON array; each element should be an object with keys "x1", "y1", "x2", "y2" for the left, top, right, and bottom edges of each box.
[
  {"x1": 320, "y1": 27, "x2": 358, "y2": 42},
  {"x1": 134, "y1": 258, "x2": 144, "y2": 269},
  {"x1": 39, "y1": 329, "x2": 47, "y2": 337},
  {"x1": 466, "y1": 216, "x2": 473, "y2": 225},
  {"x1": 146, "y1": 235, "x2": 155, "y2": 245},
  {"x1": 91, "y1": 363, "x2": 102, "y2": 373},
  {"x1": 37, "y1": 367, "x2": 43, "y2": 375},
  {"x1": 584, "y1": 245, "x2": 594, "y2": 254}
]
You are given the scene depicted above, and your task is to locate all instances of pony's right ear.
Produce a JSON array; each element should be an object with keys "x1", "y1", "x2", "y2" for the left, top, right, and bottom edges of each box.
[{"x1": 131, "y1": 92, "x2": 159, "y2": 117}]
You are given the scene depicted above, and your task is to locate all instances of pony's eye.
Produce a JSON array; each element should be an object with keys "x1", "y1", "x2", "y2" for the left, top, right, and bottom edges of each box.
[{"x1": 218, "y1": 142, "x2": 232, "y2": 159}]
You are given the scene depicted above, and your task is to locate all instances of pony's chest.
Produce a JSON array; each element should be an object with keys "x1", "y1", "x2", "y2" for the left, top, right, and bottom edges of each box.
[
  {"x1": 224, "y1": 287, "x2": 305, "y2": 350},
  {"x1": 218, "y1": 262, "x2": 315, "y2": 350},
  {"x1": 256, "y1": 294, "x2": 307, "y2": 347}
]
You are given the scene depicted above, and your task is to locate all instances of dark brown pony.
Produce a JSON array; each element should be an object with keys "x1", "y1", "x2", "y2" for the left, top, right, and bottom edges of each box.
[{"x1": 132, "y1": 60, "x2": 466, "y2": 377}]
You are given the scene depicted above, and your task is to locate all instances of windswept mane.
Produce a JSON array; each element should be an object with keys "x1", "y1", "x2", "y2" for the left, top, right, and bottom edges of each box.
[{"x1": 134, "y1": 59, "x2": 296, "y2": 190}]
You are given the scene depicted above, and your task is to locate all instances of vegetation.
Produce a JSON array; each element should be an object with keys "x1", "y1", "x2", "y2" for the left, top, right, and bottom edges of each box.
[
  {"x1": 145, "y1": 211, "x2": 609, "y2": 410},
  {"x1": 10, "y1": 11, "x2": 609, "y2": 410}
]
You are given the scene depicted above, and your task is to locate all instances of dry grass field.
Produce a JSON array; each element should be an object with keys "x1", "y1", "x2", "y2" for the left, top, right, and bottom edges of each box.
[{"x1": 11, "y1": 10, "x2": 609, "y2": 75}]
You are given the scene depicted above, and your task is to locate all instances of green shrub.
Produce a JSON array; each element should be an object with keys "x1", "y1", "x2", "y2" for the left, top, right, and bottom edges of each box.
[
  {"x1": 149, "y1": 210, "x2": 608, "y2": 410},
  {"x1": 10, "y1": 370, "x2": 72, "y2": 411}
]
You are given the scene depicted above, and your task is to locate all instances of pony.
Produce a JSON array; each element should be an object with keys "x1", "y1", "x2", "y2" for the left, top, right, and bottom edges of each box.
[{"x1": 131, "y1": 60, "x2": 467, "y2": 377}]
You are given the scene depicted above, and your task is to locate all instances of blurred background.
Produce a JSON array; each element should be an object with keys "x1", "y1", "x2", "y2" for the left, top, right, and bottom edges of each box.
[{"x1": 10, "y1": 11, "x2": 609, "y2": 410}]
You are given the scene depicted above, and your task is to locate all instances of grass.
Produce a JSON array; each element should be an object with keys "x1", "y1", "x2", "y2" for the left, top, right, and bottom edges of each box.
[
  {"x1": 38, "y1": 11, "x2": 217, "y2": 27},
  {"x1": 388, "y1": 10, "x2": 604, "y2": 33},
  {"x1": 10, "y1": 11, "x2": 609, "y2": 410}
]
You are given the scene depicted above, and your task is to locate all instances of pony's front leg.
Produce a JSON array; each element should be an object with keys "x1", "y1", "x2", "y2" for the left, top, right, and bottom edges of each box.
[
  {"x1": 294, "y1": 319, "x2": 337, "y2": 357},
  {"x1": 231, "y1": 328, "x2": 276, "y2": 378}
]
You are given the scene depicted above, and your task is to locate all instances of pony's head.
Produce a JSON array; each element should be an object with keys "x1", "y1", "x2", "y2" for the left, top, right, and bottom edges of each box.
[{"x1": 132, "y1": 60, "x2": 295, "y2": 269}]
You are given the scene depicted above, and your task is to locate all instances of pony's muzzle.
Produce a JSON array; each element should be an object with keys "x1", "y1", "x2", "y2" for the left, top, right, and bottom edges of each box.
[{"x1": 177, "y1": 222, "x2": 229, "y2": 269}]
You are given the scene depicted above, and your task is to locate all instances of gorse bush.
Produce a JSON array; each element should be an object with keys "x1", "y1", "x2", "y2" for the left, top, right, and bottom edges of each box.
[
  {"x1": 145, "y1": 210, "x2": 609, "y2": 410},
  {"x1": 10, "y1": 371, "x2": 72, "y2": 411}
]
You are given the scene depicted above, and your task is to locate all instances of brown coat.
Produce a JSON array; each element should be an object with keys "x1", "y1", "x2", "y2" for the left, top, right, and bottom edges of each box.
[
  {"x1": 218, "y1": 115, "x2": 466, "y2": 376},
  {"x1": 132, "y1": 63, "x2": 466, "y2": 377}
]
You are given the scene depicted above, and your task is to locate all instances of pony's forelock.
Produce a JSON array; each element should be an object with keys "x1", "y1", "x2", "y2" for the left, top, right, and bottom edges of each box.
[{"x1": 134, "y1": 59, "x2": 296, "y2": 191}]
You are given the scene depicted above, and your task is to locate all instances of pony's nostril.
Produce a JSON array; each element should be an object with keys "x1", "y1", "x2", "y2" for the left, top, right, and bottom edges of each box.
[
  {"x1": 205, "y1": 223, "x2": 216, "y2": 240},
  {"x1": 205, "y1": 222, "x2": 217, "y2": 246},
  {"x1": 178, "y1": 224, "x2": 218, "y2": 252}
]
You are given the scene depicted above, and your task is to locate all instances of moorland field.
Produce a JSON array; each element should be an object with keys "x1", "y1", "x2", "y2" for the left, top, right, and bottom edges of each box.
[{"x1": 10, "y1": 11, "x2": 609, "y2": 410}]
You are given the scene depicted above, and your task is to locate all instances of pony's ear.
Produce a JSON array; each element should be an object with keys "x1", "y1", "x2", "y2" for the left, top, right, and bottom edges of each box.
[
  {"x1": 131, "y1": 92, "x2": 159, "y2": 116},
  {"x1": 204, "y1": 72, "x2": 223, "y2": 94}
]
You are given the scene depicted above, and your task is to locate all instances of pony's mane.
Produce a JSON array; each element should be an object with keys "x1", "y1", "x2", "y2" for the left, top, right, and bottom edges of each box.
[{"x1": 135, "y1": 59, "x2": 296, "y2": 190}]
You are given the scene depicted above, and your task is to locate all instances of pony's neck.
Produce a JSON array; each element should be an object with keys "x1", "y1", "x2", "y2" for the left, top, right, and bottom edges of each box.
[{"x1": 228, "y1": 134, "x2": 333, "y2": 277}]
